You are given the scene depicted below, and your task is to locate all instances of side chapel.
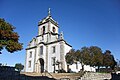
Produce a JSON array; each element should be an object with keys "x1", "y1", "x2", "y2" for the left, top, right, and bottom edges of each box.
[{"x1": 25, "y1": 9, "x2": 72, "y2": 73}]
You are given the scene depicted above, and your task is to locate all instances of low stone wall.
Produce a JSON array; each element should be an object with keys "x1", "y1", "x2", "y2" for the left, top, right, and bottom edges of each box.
[
  {"x1": 111, "y1": 73, "x2": 120, "y2": 80},
  {"x1": 81, "y1": 72, "x2": 111, "y2": 80},
  {"x1": 0, "y1": 66, "x2": 20, "y2": 80}
]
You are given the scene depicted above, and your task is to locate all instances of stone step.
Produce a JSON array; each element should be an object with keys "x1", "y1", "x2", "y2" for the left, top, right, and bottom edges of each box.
[{"x1": 21, "y1": 72, "x2": 81, "y2": 80}]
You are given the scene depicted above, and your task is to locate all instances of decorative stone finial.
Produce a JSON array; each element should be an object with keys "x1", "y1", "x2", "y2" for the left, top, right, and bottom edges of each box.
[
  {"x1": 48, "y1": 8, "x2": 51, "y2": 16},
  {"x1": 60, "y1": 31, "x2": 64, "y2": 40}
]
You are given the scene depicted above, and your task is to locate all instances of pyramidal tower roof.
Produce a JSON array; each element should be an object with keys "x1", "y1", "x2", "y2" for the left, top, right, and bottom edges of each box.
[{"x1": 38, "y1": 8, "x2": 58, "y2": 27}]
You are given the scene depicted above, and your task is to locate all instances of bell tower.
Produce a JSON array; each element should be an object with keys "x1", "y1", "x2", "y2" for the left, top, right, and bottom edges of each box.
[{"x1": 38, "y1": 8, "x2": 59, "y2": 36}]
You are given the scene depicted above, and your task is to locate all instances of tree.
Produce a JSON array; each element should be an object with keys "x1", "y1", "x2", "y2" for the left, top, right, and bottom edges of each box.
[
  {"x1": 79, "y1": 47, "x2": 91, "y2": 71},
  {"x1": 74, "y1": 50, "x2": 81, "y2": 71},
  {"x1": 89, "y1": 46, "x2": 103, "y2": 71},
  {"x1": 65, "y1": 49, "x2": 75, "y2": 65},
  {"x1": 0, "y1": 18, "x2": 23, "y2": 53},
  {"x1": 15, "y1": 63, "x2": 24, "y2": 71},
  {"x1": 80, "y1": 47, "x2": 91, "y2": 65},
  {"x1": 65, "y1": 49, "x2": 75, "y2": 72},
  {"x1": 110, "y1": 55, "x2": 117, "y2": 70},
  {"x1": 65, "y1": 46, "x2": 117, "y2": 72},
  {"x1": 74, "y1": 50, "x2": 81, "y2": 62},
  {"x1": 103, "y1": 50, "x2": 116, "y2": 70}
]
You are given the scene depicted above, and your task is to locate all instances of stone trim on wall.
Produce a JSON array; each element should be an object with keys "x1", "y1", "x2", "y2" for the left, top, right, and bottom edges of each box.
[
  {"x1": 39, "y1": 39, "x2": 72, "y2": 47},
  {"x1": 36, "y1": 32, "x2": 59, "y2": 37},
  {"x1": 26, "y1": 46, "x2": 37, "y2": 50},
  {"x1": 33, "y1": 48, "x2": 37, "y2": 72},
  {"x1": 24, "y1": 49, "x2": 27, "y2": 72},
  {"x1": 26, "y1": 40, "x2": 72, "y2": 50}
]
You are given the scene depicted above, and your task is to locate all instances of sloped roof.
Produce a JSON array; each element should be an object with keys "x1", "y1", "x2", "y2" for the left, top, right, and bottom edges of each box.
[{"x1": 38, "y1": 9, "x2": 58, "y2": 27}]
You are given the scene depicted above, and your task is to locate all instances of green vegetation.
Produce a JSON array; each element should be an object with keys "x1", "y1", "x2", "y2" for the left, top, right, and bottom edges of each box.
[
  {"x1": 0, "y1": 18, "x2": 23, "y2": 53},
  {"x1": 15, "y1": 63, "x2": 24, "y2": 71},
  {"x1": 65, "y1": 46, "x2": 117, "y2": 72}
]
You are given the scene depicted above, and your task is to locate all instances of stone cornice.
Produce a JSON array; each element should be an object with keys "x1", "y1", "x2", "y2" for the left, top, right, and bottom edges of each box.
[
  {"x1": 38, "y1": 39, "x2": 72, "y2": 47},
  {"x1": 26, "y1": 46, "x2": 37, "y2": 50},
  {"x1": 60, "y1": 39, "x2": 72, "y2": 47},
  {"x1": 36, "y1": 32, "x2": 59, "y2": 37},
  {"x1": 63, "y1": 40, "x2": 72, "y2": 47},
  {"x1": 38, "y1": 18, "x2": 59, "y2": 27},
  {"x1": 26, "y1": 39, "x2": 72, "y2": 50}
]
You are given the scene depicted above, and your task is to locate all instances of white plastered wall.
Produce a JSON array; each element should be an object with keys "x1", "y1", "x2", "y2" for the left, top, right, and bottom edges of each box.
[
  {"x1": 64, "y1": 43, "x2": 72, "y2": 71},
  {"x1": 25, "y1": 49, "x2": 35, "y2": 72},
  {"x1": 47, "y1": 42, "x2": 60, "y2": 72}
]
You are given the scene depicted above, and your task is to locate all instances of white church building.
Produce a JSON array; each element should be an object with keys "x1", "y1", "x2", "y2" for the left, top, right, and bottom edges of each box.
[
  {"x1": 24, "y1": 9, "x2": 72, "y2": 73},
  {"x1": 24, "y1": 9, "x2": 96, "y2": 73}
]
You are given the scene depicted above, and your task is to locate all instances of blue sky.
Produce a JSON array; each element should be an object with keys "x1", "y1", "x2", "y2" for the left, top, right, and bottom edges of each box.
[{"x1": 0, "y1": 0, "x2": 120, "y2": 66}]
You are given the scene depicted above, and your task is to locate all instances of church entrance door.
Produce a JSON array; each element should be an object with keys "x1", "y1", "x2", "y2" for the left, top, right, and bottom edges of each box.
[{"x1": 39, "y1": 58, "x2": 44, "y2": 73}]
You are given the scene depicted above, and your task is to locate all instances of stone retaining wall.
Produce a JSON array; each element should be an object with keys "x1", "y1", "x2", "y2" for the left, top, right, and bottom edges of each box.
[{"x1": 81, "y1": 72, "x2": 111, "y2": 80}]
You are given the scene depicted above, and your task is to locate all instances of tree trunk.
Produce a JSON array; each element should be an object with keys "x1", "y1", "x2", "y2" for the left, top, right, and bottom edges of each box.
[
  {"x1": 98, "y1": 66, "x2": 100, "y2": 72},
  {"x1": 76, "y1": 62, "x2": 78, "y2": 69},
  {"x1": 67, "y1": 64, "x2": 69, "y2": 72},
  {"x1": 81, "y1": 62, "x2": 84, "y2": 71}
]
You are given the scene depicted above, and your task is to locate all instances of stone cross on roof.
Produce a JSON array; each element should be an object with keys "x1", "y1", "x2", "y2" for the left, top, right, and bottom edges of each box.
[{"x1": 48, "y1": 8, "x2": 51, "y2": 16}]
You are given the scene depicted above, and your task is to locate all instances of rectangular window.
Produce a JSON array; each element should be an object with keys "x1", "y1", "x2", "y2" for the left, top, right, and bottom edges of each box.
[
  {"x1": 40, "y1": 46, "x2": 43, "y2": 55},
  {"x1": 28, "y1": 61, "x2": 31, "y2": 68},
  {"x1": 51, "y1": 57, "x2": 55, "y2": 66},
  {"x1": 29, "y1": 51, "x2": 32, "y2": 58},
  {"x1": 52, "y1": 46, "x2": 56, "y2": 53},
  {"x1": 43, "y1": 26, "x2": 45, "y2": 34}
]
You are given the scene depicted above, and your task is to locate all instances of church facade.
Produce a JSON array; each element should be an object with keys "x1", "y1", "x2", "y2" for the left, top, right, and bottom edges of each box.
[{"x1": 24, "y1": 9, "x2": 72, "y2": 73}]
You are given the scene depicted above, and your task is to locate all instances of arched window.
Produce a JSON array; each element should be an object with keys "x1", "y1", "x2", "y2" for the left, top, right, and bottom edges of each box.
[{"x1": 52, "y1": 27, "x2": 56, "y2": 33}]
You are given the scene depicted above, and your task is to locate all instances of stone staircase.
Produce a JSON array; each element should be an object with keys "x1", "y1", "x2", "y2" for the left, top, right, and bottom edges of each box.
[
  {"x1": 21, "y1": 72, "x2": 112, "y2": 80},
  {"x1": 21, "y1": 72, "x2": 81, "y2": 80}
]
